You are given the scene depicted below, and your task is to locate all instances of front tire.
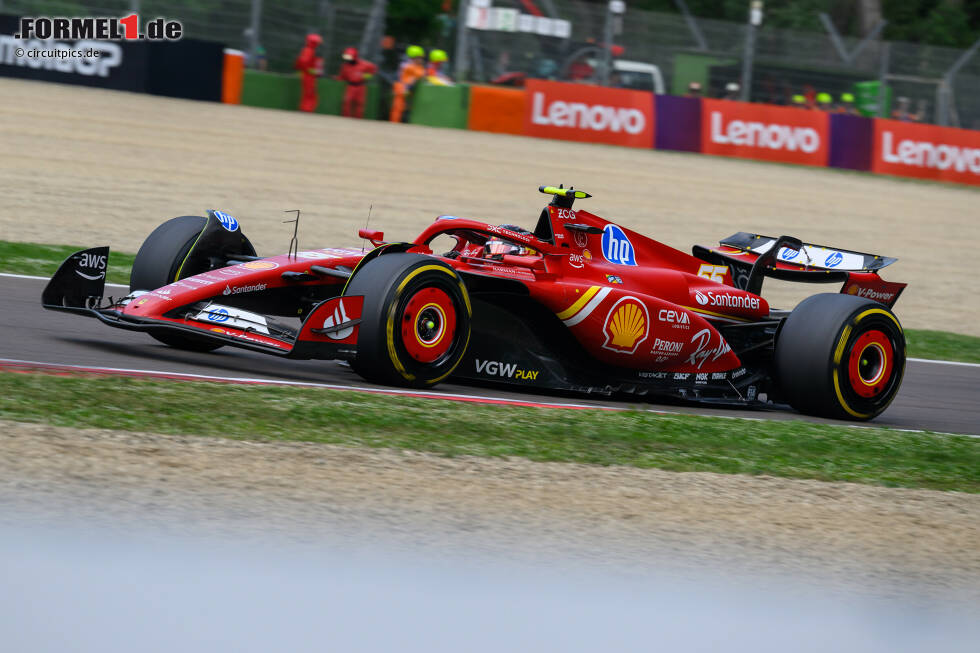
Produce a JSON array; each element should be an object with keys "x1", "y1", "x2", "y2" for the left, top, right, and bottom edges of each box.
[
  {"x1": 345, "y1": 253, "x2": 471, "y2": 388},
  {"x1": 775, "y1": 293, "x2": 905, "y2": 420},
  {"x1": 130, "y1": 215, "x2": 257, "y2": 353}
]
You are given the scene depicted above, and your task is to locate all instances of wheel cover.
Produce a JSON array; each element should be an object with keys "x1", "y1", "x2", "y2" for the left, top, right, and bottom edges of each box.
[
  {"x1": 400, "y1": 287, "x2": 456, "y2": 364},
  {"x1": 847, "y1": 329, "x2": 894, "y2": 399}
]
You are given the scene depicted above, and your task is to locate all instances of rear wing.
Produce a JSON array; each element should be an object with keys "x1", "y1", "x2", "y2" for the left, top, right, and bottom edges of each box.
[{"x1": 693, "y1": 232, "x2": 906, "y2": 308}]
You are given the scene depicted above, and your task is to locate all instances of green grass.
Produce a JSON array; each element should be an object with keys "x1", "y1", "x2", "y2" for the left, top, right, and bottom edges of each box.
[
  {"x1": 904, "y1": 329, "x2": 980, "y2": 364},
  {"x1": 0, "y1": 371, "x2": 977, "y2": 493},
  {"x1": 0, "y1": 240, "x2": 133, "y2": 285},
  {"x1": 3, "y1": 239, "x2": 978, "y2": 363}
]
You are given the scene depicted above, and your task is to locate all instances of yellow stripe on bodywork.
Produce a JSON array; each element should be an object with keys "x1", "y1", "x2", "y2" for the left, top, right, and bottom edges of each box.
[
  {"x1": 557, "y1": 286, "x2": 600, "y2": 320},
  {"x1": 678, "y1": 305, "x2": 753, "y2": 323}
]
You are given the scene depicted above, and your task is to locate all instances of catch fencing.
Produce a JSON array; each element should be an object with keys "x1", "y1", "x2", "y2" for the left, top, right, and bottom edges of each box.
[
  {"x1": 1, "y1": 0, "x2": 374, "y2": 75},
  {"x1": 459, "y1": 1, "x2": 980, "y2": 130},
  {"x1": 4, "y1": 0, "x2": 979, "y2": 129}
]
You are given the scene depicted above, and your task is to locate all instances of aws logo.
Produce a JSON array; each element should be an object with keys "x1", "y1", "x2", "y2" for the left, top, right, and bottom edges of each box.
[
  {"x1": 601, "y1": 224, "x2": 637, "y2": 266},
  {"x1": 602, "y1": 296, "x2": 649, "y2": 354}
]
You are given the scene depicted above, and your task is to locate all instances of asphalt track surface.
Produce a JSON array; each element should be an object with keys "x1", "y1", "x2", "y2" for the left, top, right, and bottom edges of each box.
[{"x1": 3, "y1": 275, "x2": 978, "y2": 435}]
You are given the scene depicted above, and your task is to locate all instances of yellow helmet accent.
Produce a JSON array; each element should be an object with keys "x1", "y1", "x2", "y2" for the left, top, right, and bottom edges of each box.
[
  {"x1": 406, "y1": 45, "x2": 424, "y2": 58},
  {"x1": 791, "y1": 94, "x2": 806, "y2": 104},
  {"x1": 429, "y1": 49, "x2": 448, "y2": 63},
  {"x1": 816, "y1": 92, "x2": 833, "y2": 104}
]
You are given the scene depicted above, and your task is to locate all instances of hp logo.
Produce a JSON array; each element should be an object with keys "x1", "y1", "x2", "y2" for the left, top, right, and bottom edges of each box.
[
  {"x1": 601, "y1": 224, "x2": 637, "y2": 266},
  {"x1": 207, "y1": 308, "x2": 230, "y2": 322},
  {"x1": 824, "y1": 251, "x2": 843, "y2": 268},
  {"x1": 214, "y1": 211, "x2": 240, "y2": 232}
]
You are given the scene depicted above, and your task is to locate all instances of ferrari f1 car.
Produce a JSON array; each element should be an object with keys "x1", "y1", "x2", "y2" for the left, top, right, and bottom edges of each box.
[{"x1": 42, "y1": 186, "x2": 908, "y2": 420}]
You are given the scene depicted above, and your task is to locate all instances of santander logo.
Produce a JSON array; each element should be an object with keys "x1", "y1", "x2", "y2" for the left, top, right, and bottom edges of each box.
[
  {"x1": 881, "y1": 131, "x2": 980, "y2": 174},
  {"x1": 709, "y1": 111, "x2": 820, "y2": 153},
  {"x1": 531, "y1": 92, "x2": 645, "y2": 135}
]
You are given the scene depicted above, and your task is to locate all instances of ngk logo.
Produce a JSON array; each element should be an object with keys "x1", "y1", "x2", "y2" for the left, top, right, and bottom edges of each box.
[
  {"x1": 524, "y1": 80, "x2": 654, "y2": 148},
  {"x1": 701, "y1": 99, "x2": 828, "y2": 166}
]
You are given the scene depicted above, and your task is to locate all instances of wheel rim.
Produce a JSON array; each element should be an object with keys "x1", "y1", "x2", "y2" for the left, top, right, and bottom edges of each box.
[
  {"x1": 400, "y1": 287, "x2": 456, "y2": 364},
  {"x1": 847, "y1": 329, "x2": 894, "y2": 398}
]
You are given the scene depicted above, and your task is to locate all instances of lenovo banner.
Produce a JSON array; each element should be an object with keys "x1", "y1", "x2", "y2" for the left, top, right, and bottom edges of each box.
[
  {"x1": 524, "y1": 79, "x2": 655, "y2": 148},
  {"x1": 701, "y1": 99, "x2": 829, "y2": 167},
  {"x1": 872, "y1": 119, "x2": 980, "y2": 186}
]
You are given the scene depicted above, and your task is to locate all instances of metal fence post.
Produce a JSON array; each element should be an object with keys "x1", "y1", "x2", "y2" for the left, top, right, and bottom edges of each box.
[
  {"x1": 359, "y1": 0, "x2": 386, "y2": 62},
  {"x1": 600, "y1": 3, "x2": 614, "y2": 86},
  {"x1": 739, "y1": 1, "x2": 763, "y2": 102},
  {"x1": 454, "y1": 0, "x2": 470, "y2": 81},
  {"x1": 673, "y1": 0, "x2": 708, "y2": 51},
  {"x1": 876, "y1": 42, "x2": 890, "y2": 118},
  {"x1": 940, "y1": 36, "x2": 980, "y2": 126},
  {"x1": 248, "y1": 0, "x2": 263, "y2": 67}
]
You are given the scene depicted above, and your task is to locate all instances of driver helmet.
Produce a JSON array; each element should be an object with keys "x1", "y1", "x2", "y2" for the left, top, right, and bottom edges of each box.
[
  {"x1": 485, "y1": 238, "x2": 525, "y2": 260},
  {"x1": 485, "y1": 225, "x2": 536, "y2": 259}
]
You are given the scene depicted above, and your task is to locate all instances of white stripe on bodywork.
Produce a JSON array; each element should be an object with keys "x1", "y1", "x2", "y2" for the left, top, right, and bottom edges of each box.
[{"x1": 562, "y1": 287, "x2": 612, "y2": 327}]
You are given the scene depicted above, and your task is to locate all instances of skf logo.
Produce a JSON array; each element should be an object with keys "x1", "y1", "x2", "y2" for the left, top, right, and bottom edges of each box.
[
  {"x1": 474, "y1": 359, "x2": 539, "y2": 381},
  {"x1": 601, "y1": 224, "x2": 636, "y2": 266},
  {"x1": 602, "y1": 296, "x2": 649, "y2": 354}
]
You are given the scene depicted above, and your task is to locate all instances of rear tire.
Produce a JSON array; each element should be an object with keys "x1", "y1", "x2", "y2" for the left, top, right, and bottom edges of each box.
[
  {"x1": 129, "y1": 216, "x2": 231, "y2": 353},
  {"x1": 775, "y1": 293, "x2": 905, "y2": 420},
  {"x1": 345, "y1": 253, "x2": 471, "y2": 388}
]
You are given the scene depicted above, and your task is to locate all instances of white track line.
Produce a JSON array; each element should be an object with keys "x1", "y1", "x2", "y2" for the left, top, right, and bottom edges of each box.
[
  {"x1": 907, "y1": 357, "x2": 980, "y2": 368},
  {"x1": 4, "y1": 357, "x2": 976, "y2": 438},
  {"x1": 4, "y1": 272, "x2": 979, "y2": 368},
  {"x1": 0, "y1": 271, "x2": 127, "y2": 288}
]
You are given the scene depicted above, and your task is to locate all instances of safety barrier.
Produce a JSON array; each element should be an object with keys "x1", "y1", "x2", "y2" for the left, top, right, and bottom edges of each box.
[
  {"x1": 408, "y1": 84, "x2": 469, "y2": 129},
  {"x1": 239, "y1": 70, "x2": 380, "y2": 118},
  {"x1": 463, "y1": 79, "x2": 980, "y2": 187}
]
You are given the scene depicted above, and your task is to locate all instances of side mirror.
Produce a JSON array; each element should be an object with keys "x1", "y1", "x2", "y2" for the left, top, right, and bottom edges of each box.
[{"x1": 358, "y1": 229, "x2": 385, "y2": 246}]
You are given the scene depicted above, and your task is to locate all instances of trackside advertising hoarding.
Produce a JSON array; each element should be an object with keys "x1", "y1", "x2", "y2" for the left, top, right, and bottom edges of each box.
[
  {"x1": 872, "y1": 119, "x2": 980, "y2": 186},
  {"x1": 701, "y1": 98, "x2": 830, "y2": 167},
  {"x1": 524, "y1": 79, "x2": 655, "y2": 148}
]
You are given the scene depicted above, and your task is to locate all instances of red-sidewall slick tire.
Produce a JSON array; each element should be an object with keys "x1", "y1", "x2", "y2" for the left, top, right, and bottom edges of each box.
[
  {"x1": 775, "y1": 293, "x2": 906, "y2": 421},
  {"x1": 345, "y1": 253, "x2": 472, "y2": 388}
]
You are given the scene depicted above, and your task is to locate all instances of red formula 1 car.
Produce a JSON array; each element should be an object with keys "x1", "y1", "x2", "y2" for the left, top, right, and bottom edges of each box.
[{"x1": 42, "y1": 186, "x2": 908, "y2": 420}]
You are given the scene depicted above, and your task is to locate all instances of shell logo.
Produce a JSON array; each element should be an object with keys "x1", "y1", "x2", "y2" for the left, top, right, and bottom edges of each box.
[
  {"x1": 847, "y1": 286, "x2": 859, "y2": 295},
  {"x1": 242, "y1": 260, "x2": 279, "y2": 271},
  {"x1": 602, "y1": 296, "x2": 649, "y2": 354}
]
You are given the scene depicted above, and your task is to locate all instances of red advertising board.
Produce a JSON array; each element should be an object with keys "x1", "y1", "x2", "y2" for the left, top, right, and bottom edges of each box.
[
  {"x1": 523, "y1": 79, "x2": 655, "y2": 148},
  {"x1": 701, "y1": 99, "x2": 830, "y2": 166},
  {"x1": 872, "y1": 119, "x2": 980, "y2": 186}
]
